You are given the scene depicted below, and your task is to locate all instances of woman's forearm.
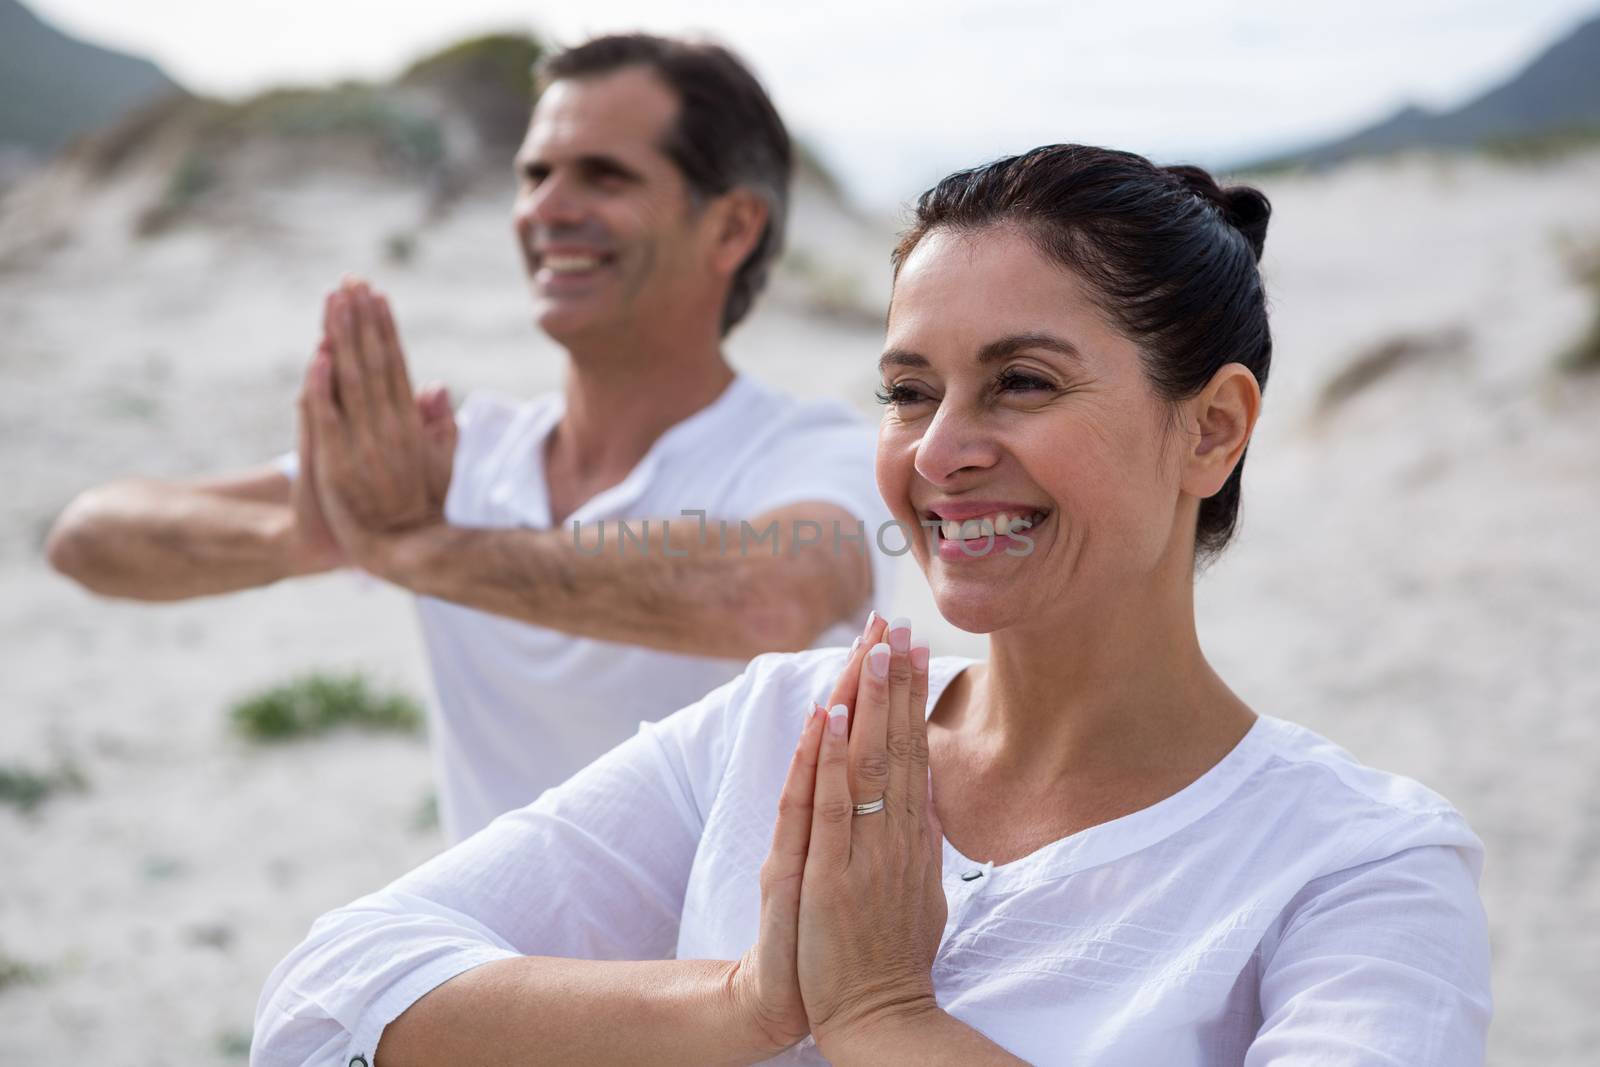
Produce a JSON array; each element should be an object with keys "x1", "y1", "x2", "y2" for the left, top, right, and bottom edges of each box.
[{"x1": 374, "y1": 956, "x2": 783, "y2": 1067}]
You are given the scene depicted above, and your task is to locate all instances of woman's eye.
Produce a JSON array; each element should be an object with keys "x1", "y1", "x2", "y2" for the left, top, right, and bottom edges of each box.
[
  {"x1": 996, "y1": 370, "x2": 1055, "y2": 393},
  {"x1": 874, "y1": 383, "x2": 930, "y2": 406}
]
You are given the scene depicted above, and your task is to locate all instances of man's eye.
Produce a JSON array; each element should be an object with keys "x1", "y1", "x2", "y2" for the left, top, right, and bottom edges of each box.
[{"x1": 874, "y1": 383, "x2": 930, "y2": 406}]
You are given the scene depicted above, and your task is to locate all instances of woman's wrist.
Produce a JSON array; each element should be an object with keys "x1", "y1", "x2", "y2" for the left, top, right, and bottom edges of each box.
[
  {"x1": 811, "y1": 996, "x2": 946, "y2": 1064},
  {"x1": 817, "y1": 1000, "x2": 1030, "y2": 1067},
  {"x1": 722, "y1": 954, "x2": 806, "y2": 1061}
]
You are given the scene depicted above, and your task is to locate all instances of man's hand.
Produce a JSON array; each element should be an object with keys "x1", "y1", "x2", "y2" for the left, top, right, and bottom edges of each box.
[
  {"x1": 302, "y1": 278, "x2": 456, "y2": 577},
  {"x1": 286, "y1": 341, "x2": 345, "y2": 576}
]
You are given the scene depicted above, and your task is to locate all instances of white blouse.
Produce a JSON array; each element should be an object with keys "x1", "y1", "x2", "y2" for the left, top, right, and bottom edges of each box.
[{"x1": 252, "y1": 649, "x2": 1492, "y2": 1066}]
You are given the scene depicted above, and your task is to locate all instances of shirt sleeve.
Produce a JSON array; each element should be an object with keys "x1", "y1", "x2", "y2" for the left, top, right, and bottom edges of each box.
[
  {"x1": 1245, "y1": 823, "x2": 1493, "y2": 1066},
  {"x1": 729, "y1": 409, "x2": 897, "y2": 609},
  {"x1": 250, "y1": 658, "x2": 753, "y2": 1067}
]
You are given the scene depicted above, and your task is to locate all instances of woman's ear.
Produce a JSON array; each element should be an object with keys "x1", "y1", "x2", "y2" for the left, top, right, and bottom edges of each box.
[
  {"x1": 1178, "y1": 363, "x2": 1261, "y2": 499},
  {"x1": 707, "y1": 189, "x2": 769, "y2": 277}
]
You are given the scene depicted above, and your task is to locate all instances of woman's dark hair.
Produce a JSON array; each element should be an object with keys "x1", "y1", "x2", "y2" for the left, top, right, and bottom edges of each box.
[
  {"x1": 537, "y1": 34, "x2": 792, "y2": 336},
  {"x1": 891, "y1": 144, "x2": 1272, "y2": 565}
]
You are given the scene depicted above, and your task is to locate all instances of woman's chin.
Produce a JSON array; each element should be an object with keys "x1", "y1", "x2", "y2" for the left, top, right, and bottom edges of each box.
[{"x1": 928, "y1": 581, "x2": 1030, "y2": 636}]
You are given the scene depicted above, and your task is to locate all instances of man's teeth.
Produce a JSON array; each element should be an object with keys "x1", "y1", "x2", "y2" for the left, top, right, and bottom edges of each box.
[
  {"x1": 542, "y1": 254, "x2": 603, "y2": 273},
  {"x1": 938, "y1": 511, "x2": 1042, "y2": 540}
]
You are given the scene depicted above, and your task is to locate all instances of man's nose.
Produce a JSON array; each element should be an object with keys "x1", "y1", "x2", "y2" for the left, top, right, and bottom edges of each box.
[{"x1": 517, "y1": 172, "x2": 585, "y2": 230}]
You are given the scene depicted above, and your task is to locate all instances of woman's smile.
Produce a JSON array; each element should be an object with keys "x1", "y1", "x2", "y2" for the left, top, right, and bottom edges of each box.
[{"x1": 921, "y1": 501, "x2": 1052, "y2": 562}]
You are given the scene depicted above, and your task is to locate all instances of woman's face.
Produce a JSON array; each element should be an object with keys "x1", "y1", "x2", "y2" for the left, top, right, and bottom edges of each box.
[{"x1": 876, "y1": 224, "x2": 1188, "y2": 634}]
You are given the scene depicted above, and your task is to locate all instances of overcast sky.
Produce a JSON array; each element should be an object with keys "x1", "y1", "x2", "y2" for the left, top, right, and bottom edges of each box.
[{"x1": 28, "y1": 0, "x2": 1600, "y2": 209}]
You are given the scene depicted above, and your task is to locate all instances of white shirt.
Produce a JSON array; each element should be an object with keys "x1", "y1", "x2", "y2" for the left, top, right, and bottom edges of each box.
[
  {"x1": 283, "y1": 374, "x2": 895, "y2": 841},
  {"x1": 253, "y1": 648, "x2": 1492, "y2": 1067}
]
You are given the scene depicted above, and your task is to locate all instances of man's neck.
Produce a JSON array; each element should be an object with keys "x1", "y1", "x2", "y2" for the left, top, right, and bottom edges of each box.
[{"x1": 546, "y1": 324, "x2": 735, "y2": 504}]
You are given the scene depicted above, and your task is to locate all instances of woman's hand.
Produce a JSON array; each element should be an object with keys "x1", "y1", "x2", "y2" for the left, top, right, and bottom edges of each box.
[
  {"x1": 729, "y1": 613, "x2": 890, "y2": 1054},
  {"x1": 798, "y1": 617, "x2": 948, "y2": 1055}
]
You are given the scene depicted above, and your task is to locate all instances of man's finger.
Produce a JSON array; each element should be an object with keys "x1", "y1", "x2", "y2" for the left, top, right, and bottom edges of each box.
[
  {"x1": 353, "y1": 285, "x2": 400, "y2": 437},
  {"x1": 375, "y1": 293, "x2": 418, "y2": 423},
  {"x1": 304, "y1": 349, "x2": 350, "y2": 476},
  {"x1": 416, "y1": 383, "x2": 451, "y2": 426},
  {"x1": 327, "y1": 289, "x2": 370, "y2": 435},
  {"x1": 353, "y1": 285, "x2": 404, "y2": 451},
  {"x1": 296, "y1": 344, "x2": 330, "y2": 487}
]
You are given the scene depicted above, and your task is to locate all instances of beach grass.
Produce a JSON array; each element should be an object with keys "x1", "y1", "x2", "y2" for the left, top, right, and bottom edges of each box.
[
  {"x1": 0, "y1": 761, "x2": 87, "y2": 814},
  {"x1": 0, "y1": 951, "x2": 45, "y2": 992},
  {"x1": 230, "y1": 672, "x2": 423, "y2": 742},
  {"x1": 1559, "y1": 247, "x2": 1600, "y2": 374}
]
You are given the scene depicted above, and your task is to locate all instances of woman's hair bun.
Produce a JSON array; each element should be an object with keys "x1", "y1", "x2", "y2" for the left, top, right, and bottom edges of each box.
[
  {"x1": 1162, "y1": 164, "x2": 1270, "y2": 263},
  {"x1": 1219, "y1": 186, "x2": 1270, "y2": 262}
]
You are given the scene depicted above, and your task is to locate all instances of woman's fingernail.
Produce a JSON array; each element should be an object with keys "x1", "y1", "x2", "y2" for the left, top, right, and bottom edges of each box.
[
  {"x1": 861, "y1": 610, "x2": 878, "y2": 638},
  {"x1": 868, "y1": 642, "x2": 891, "y2": 679},
  {"x1": 849, "y1": 635, "x2": 861, "y2": 655},
  {"x1": 910, "y1": 637, "x2": 930, "y2": 671},
  {"x1": 887, "y1": 616, "x2": 912, "y2": 653},
  {"x1": 828, "y1": 704, "x2": 849, "y2": 737}
]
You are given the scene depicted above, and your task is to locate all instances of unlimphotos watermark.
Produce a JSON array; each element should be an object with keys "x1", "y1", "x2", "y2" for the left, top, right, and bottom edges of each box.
[{"x1": 568, "y1": 510, "x2": 1035, "y2": 559}]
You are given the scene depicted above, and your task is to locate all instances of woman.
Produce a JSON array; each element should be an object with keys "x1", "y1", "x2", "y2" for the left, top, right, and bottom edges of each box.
[{"x1": 252, "y1": 145, "x2": 1490, "y2": 1066}]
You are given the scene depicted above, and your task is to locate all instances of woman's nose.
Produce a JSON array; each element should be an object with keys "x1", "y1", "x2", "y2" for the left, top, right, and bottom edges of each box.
[{"x1": 913, "y1": 405, "x2": 1001, "y2": 485}]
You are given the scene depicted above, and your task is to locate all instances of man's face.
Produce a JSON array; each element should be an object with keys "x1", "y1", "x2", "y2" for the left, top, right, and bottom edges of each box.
[{"x1": 511, "y1": 66, "x2": 711, "y2": 344}]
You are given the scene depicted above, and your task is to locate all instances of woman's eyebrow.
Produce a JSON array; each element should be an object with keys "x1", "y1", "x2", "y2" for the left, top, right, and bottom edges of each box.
[
  {"x1": 976, "y1": 332, "x2": 1085, "y2": 365},
  {"x1": 878, "y1": 333, "x2": 1085, "y2": 373}
]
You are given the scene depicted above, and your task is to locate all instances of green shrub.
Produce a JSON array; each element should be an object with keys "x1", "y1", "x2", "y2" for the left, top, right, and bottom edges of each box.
[
  {"x1": 136, "y1": 149, "x2": 219, "y2": 235},
  {"x1": 216, "y1": 1029, "x2": 252, "y2": 1058},
  {"x1": 1479, "y1": 126, "x2": 1600, "y2": 165},
  {"x1": 0, "y1": 951, "x2": 44, "y2": 992},
  {"x1": 399, "y1": 33, "x2": 544, "y2": 99},
  {"x1": 0, "y1": 761, "x2": 87, "y2": 814},
  {"x1": 231, "y1": 672, "x2": 423, "y2": 742},
  {"x1": 231, "y1": 85, "x2": 444, "y2": 169},
  {"x1": 1559, "y1": 248, "x2": 1600, "y2": 374}
]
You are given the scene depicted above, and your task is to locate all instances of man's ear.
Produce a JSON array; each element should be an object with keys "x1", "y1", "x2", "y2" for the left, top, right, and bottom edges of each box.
[
  {"x1": 1177, "y1": 363, "x2": 1261, "y2": 499},
  {"x1": 706, "y1": 189, "x2": 769, "y2": 277}
]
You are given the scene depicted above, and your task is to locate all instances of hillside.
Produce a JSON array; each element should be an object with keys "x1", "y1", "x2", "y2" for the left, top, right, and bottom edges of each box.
[
  {"x1": 0, "y1": 0, "x2": 183, "y2": 160},
  {"x1": 1252, "y1": 11, "x2": 1600, "y2": 168}
]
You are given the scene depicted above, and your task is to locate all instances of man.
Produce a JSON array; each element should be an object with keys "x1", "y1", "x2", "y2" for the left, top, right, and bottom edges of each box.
[{"x1": 47, "y1": 34, "x2": 892, "y2": 842}]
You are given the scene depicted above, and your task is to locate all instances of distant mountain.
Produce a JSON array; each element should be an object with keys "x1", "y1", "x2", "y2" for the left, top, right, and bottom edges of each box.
[
  {"x1": 1250, "y1": 11, "x2": 1600, "y2": 169},
  {"x1": 0, "y1": 0, "x2": 183, "y2": 159}
]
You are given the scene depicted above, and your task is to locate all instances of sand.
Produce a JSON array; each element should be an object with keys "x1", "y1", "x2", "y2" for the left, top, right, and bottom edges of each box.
[{"x1": 1, "y1": 147, "x2": 1597, "y2": 1065}]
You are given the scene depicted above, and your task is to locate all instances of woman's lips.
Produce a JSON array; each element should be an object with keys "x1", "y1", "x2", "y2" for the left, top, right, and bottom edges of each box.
[{"x1": 932, "y1": 510, "x2": 1047, "y2": 562}]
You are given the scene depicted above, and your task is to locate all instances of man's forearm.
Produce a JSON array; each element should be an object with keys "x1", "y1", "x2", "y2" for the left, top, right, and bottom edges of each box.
[
  {"x1": 375, "y1": 956, "x2": 779, "y2": 1067},
  {"x1": 380, "y1": 508, "x2": 868, "y2": 660},
  {"x1": 46, "y1": 481, "x2": 310, "y2": 600}
]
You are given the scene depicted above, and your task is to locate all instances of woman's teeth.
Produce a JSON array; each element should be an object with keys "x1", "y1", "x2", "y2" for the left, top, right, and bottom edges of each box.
[{"x1": 938, "y1": 511, "x2": 1044, "y2": 540}]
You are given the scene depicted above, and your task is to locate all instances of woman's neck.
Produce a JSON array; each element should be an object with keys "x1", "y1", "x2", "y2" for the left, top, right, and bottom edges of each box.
[{"x1": 945, "y1": 568, "x2": 1254, "y2": 789}]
